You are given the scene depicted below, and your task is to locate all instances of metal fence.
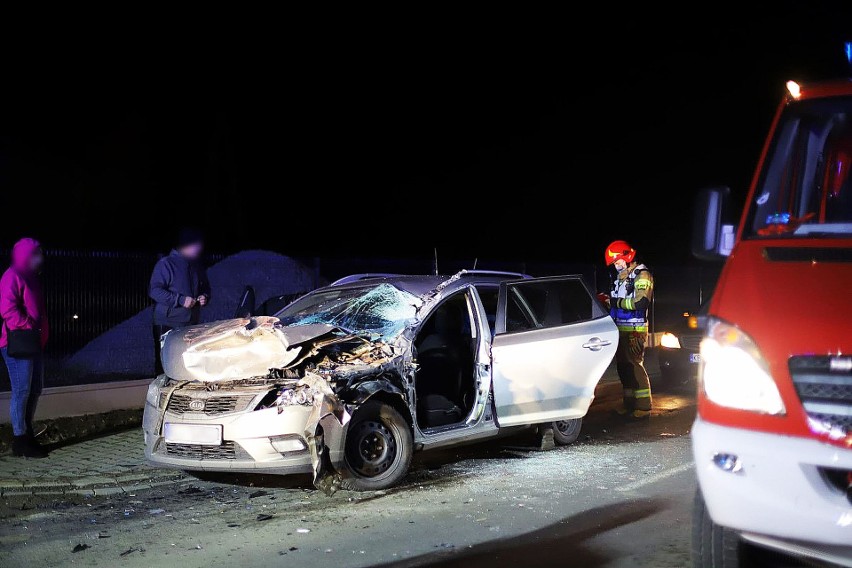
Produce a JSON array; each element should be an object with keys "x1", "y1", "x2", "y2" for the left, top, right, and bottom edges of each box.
[{"x1": 36, "y1": 250, "x2": 223, "y2": 359}]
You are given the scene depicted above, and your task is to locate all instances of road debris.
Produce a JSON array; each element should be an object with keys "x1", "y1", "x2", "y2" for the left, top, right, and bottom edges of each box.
[
  {"x1": 72, "y1": 543, "x2": 90, "y2": 553},
  {"x1": 249, "y1": 490, "x2": 269, "y2": 499},
  {"x1": 256, "y1": 514, "x2": 274, "y2": 521}
]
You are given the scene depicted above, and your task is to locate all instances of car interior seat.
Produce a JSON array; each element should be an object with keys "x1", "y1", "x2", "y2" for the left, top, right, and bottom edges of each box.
[{"x1": 415, "y1": 303, "x2": 473, "y2": 428}]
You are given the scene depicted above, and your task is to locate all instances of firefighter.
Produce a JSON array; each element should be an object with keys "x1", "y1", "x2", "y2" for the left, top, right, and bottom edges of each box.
[{"x1": 604, "y1": 240, "x2": 654, "y2": 419}]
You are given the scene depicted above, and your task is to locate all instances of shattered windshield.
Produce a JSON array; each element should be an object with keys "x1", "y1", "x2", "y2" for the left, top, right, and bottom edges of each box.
[
  {"x1": 747, "y1": 96, "x2": 852, "y2": 238},
  {"x1": 275, "y1": 283, "x2": 421, "y2": 338}
]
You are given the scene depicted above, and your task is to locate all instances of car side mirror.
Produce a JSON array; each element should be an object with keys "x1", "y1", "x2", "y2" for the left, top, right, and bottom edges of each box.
[
  {"x1": 692, "y1": 187, "x2": 736, "y2": 261},
  {"x1": 234, "y1": 285, "x2": 256, "y2": 318}
]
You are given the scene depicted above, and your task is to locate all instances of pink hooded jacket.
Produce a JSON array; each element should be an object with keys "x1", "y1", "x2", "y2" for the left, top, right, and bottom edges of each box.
[{"x1": 0, "y1": 238, "x2": 49, "y2": 348}]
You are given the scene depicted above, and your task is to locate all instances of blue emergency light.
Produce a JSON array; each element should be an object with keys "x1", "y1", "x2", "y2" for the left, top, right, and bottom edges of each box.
[
  {"x1": 846, "y1": 41, "x2": 852, "y2": 66},
  {"x1": 766, "y1": 212, "x2": 791, "y2": 226}
]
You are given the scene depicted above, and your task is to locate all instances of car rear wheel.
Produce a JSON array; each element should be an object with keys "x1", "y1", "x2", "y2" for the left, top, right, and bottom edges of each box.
[
  {"x1": 551, "y1": 418, "x2": 583, "y2": 445},
  {"x1": 341, "y1": 401, "x2": 413, "y2": 491},
  {"x1": 692, "y1": 488, "x2": 742, "y2": 567}
]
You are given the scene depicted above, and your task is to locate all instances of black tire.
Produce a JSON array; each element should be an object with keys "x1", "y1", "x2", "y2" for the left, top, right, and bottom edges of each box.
[
  {"x1": 340, "y1": 401, "x2": 413, "y2": 491},
  {"x1": 551, "y1": 418, "x2": 583, "y2": 445},
  {"x1": 655, "y1": 365, "x2": 679, "y2": 389},
  {"x1": 692, "y1": 488, "x2": 742, "y2": 567}
]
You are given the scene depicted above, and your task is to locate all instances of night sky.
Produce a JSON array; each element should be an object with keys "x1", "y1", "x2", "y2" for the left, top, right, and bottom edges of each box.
[{"x1": 2, "y1": 8, "x2": 850, "y2": 267}]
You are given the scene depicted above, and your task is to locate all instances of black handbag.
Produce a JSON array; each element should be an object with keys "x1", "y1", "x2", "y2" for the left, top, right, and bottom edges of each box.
[{"x1": 5, "y1": 324, "x2": 41, "y2": 359}]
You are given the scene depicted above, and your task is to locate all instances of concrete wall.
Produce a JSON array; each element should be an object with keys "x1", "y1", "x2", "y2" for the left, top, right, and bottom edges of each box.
[{"x1": 0, "y1": 380, "x2": 149, "y2": 423}]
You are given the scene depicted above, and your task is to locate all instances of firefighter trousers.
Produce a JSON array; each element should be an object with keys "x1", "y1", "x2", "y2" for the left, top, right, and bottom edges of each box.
[{"x1": 615, "y1": 330, "x2": 652, "y2": 411}]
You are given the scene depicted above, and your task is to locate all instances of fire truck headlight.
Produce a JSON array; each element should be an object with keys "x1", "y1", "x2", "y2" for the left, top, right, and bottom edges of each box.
[{"x1": 700, "y1": 318, "x2": 785, "y2": 415}]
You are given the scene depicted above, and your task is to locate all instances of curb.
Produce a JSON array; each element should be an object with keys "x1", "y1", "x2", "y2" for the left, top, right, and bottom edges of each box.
[{"x1": 0, "y1": 471, "x2": 187, "y2": 498}]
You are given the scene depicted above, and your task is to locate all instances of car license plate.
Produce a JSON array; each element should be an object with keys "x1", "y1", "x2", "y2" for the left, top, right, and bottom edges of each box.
[
  {"x1": 164, "y1": 423, "x2": 222, "y2": 446},
  {"x1": 689, "y1": 353, "x2": 701, "y2": 364}
]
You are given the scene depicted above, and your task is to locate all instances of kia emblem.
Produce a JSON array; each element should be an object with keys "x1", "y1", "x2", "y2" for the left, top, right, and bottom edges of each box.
[{"x1": 188, "y1": 399, "x2": 206, "y2": 412}]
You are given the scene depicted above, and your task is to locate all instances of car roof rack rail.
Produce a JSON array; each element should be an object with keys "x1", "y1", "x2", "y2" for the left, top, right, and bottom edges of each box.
[
  {"x1": 457, "y1": 269, "x2": 533, "y2": 279},
  {"x1": 330, "y1": 273, "x2": 403, "y2": 286}
]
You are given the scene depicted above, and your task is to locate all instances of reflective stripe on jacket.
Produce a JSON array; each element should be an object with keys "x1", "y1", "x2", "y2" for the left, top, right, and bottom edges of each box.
[{"x1": 610, "y1": 263, "x2": 653, "y2": 329}]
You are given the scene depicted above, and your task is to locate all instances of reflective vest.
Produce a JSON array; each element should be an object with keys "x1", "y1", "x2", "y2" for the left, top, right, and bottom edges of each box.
[{"x1": 611, "y1": 263, "x2": 650, "y2": 332}]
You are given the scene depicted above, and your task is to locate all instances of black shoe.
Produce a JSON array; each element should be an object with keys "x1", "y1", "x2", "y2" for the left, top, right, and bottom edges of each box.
[
  {"x1": 26, "y1": 423, "x2": 47, "y2": 439},
  {"x1": 12, "y1": 435, "x2": 48, "y2": 458}
]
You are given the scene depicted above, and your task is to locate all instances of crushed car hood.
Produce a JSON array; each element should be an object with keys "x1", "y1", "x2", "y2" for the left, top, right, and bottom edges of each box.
[{"x1": 161, "y1": 317, "x2": 337, "y2": 382}]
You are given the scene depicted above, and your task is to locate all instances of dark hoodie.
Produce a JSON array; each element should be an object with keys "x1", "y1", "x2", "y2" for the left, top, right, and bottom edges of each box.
[
  {"x1": 0, "y1": 238, "x2": 48, "y2": 348},
  {"x1": 149, "y1": 250, "x2": 210, "y2": 327}
]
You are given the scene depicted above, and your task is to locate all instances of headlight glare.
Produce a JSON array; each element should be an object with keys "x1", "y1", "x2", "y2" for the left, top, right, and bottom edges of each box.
[
  {"x1": 700, "y1": 319, "x2": 785, "y2": 415},
  {"x1": 660, "y1": 332, "x2": 681, "y2": 349}
]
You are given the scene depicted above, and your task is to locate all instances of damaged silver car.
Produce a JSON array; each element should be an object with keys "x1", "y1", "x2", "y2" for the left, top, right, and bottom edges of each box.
[{"x1": 143, "y1": 271, "x2": 617, "y2": 491}]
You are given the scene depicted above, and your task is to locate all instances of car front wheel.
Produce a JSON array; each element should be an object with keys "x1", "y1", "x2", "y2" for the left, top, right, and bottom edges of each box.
[{"x1": 341, "y1": 401, "x2": 413, "y2": 491}]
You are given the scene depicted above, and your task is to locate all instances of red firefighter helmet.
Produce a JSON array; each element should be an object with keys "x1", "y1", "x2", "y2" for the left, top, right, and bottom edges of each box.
[{"x1": 605, "y1": 240, "x2": 636, "y2": 266}]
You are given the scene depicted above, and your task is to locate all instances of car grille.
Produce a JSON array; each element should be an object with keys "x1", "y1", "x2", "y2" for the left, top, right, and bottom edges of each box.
[
  {"x1": 167, "y1": 394, "x2": 255, "y2": 416},
  {"x1": 165, "y1": 441, "x2": 238, "y2": 460},
  {"x1": 679, "y1": 334, "x2": 703, "y2": 351},
  {"x1": 789, "y1": 356, "x2": 852, "y2": 432}
]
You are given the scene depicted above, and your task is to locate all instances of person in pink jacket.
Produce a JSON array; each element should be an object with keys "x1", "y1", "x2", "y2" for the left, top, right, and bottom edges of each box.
[{"x1": 0, "y1": 238, "x2": 49, "y2": 458}]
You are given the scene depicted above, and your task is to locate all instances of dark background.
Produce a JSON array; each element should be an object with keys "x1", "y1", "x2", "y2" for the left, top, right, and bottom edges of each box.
[{"x1": 2, "y1": 7, "x2": 850, "y2": 267}]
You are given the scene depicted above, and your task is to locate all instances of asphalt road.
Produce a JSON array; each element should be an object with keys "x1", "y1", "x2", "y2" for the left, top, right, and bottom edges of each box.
[{"x1": 0, "y1": 377, "x2": 698, "y2": 568}]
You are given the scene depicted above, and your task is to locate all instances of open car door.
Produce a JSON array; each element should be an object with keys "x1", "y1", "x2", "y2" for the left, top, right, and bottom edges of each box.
[{"x1": 491, "y1": 276, "x2": 617, "y2": 427}]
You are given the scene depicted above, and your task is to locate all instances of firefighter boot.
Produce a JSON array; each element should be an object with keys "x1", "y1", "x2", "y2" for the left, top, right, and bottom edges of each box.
[{"x1": 613, "y1": 389, "x2": 634, "y2": 416}]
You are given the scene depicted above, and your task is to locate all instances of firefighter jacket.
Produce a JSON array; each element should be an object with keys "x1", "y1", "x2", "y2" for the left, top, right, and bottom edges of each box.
[{"x1": 610, "y1": 263, "x2": 653, "y2": 332}]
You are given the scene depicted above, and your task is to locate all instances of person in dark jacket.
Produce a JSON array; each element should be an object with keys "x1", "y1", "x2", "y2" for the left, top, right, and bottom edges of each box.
[
  {"x1": 149, "y1": 229, "x2": 210, "y2": 375},
  {"x1": 0, "y1": 238, "x2": 49, "y2": 458}
]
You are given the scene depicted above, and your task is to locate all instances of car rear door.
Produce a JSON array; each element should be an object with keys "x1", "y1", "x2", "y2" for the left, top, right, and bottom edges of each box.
[{"x1": 491, "y1": 276, "x2": 617, "y2": 427}]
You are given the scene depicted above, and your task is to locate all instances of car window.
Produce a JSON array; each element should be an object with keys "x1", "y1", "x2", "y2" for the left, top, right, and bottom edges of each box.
[
  {"x1": 416, "y1": 290, "x2": 474, "y2": 344},
  {"x1": 474, "y1": 286, "x2": 499, "y2": 337},
  {"x1": 502, "y1": 278, "x2": 604, "y2": 334},
  {"x1": 505, "y1": 286, "x2": 544, "y2": 332}
]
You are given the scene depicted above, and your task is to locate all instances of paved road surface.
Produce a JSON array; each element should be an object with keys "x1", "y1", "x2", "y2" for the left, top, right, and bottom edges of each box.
[{"x1": 0, "y1": 379, "x2": 697, "y2": 568}]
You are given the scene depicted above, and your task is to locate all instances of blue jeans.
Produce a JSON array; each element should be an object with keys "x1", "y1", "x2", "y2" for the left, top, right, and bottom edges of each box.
[{"x1": 2, "y1": 348, "x2": 43, "y2": 436}]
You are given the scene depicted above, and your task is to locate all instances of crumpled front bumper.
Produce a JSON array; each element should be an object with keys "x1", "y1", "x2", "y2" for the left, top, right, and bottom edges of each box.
[{"x1": 143, "y1": 400, "x2": 317, "y2": 475}]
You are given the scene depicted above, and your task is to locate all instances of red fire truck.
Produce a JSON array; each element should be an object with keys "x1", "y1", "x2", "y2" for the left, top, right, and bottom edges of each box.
[{"x1": 691, "y1": 72, "x2": 852, "y2": 565}]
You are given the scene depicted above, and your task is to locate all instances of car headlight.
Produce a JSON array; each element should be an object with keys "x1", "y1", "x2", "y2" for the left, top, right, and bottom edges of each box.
[
  {"x1": 146, "y1": 379, "x2": 161, "y2": 408},
  {"x1": 700, "y1": 318, "x2": 785, "y2": 415},
  {"x1": 273, "y1": 386, "x2": 315, "y2": 407},
  {"x1": 660, "y1": 332, "x2": 681, "y2": 349}
]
